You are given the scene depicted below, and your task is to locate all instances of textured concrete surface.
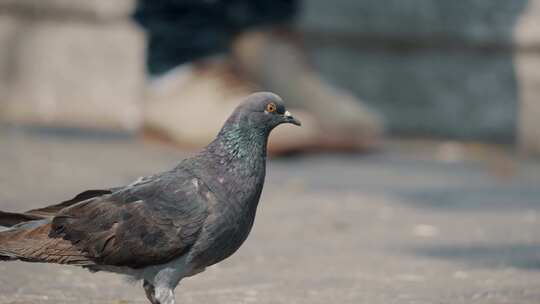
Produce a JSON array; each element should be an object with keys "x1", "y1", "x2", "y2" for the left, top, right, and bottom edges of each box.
[{"x1": 0, "y1": 129, "x2": 539, "y2": 303}]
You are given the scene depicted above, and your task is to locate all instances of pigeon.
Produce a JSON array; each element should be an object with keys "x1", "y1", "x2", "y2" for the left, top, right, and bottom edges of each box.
[{"x1": 0, "y1": 92, "x2": 301, "y2": 304}]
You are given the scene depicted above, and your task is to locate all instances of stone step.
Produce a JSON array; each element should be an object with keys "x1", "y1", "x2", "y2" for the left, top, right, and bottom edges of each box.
[
  {"x1": 0, "y1": 17, "x2": 145, "y2": 131},
  {"x1": 0, "y1": 0, "x2": 135, "y2": 22}
]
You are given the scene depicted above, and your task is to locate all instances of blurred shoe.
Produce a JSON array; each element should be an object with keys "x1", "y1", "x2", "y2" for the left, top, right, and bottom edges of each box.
[
  {"x1": 143, "y1": 57, "x2": 253, "y2": 149},
  {"x1": 233, "y1": 29, "x2": 384, "y2": 152},
  {"x1": 143, "y1": 57, "x2": 322, "y2": 154},
  {"x1": 143, "y1": 50, "x2": 382, "y2": 155}
]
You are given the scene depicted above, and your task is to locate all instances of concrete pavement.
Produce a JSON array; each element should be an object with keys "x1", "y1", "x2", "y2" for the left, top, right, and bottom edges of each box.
[{"x1": 0, "y1": 129, "x2": 539, "y2": 304}]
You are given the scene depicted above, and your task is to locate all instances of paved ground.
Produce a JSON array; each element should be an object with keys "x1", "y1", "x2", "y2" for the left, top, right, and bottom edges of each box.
[{"x1": 0, "y1": 128, "x2": 539, "y2": 304}]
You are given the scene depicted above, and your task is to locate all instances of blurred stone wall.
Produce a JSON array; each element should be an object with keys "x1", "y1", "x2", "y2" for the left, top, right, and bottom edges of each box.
[
  {"x1": 0, "y1": 0, "x2": 144, "y2": 132},
  {"x1": 300, "y1": 0, "x2": 540, "y2": 155},
  {"x1": 515, "y1": 1, "x2": 540, "y2": 156},
  {"x1": 0, "y1": 0, "x2": 538, "y2": 155}
]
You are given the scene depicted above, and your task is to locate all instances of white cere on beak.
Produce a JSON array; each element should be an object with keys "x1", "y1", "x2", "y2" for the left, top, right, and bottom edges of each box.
[{"x1": 284, "y1": 110, "x2": 292, "y2": 117}]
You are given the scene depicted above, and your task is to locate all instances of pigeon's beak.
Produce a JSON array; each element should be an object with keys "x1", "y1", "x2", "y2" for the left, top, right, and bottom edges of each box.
[{"x1": 283, "y1": 110, "x2": 302, "y2": 126}]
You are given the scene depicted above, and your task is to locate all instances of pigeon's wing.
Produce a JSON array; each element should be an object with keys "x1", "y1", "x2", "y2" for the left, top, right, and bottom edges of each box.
[
  {"x1": 0, "y1": 211, "x2": 43, "y2": 227},
  {"x1": 27, "y1": 189, "x2": 114, "y2": 218},
  {"x1": 25, "y1": 177, "x2": 149, "y2": 219},
  {"x1": 49, "y1": 171, "x2": 211, "y2": 268},
  {"x1": 0, "y1": 190, "x2": 113, "y2": 227}
]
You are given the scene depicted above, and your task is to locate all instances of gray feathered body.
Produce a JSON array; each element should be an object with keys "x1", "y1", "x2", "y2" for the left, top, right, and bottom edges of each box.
[
  {"x1": 0, "y1": 109, "x2": 270, "y2": 275},
  {"x1": 185, "y1": 122, "x2": 268, "y2": 270}
]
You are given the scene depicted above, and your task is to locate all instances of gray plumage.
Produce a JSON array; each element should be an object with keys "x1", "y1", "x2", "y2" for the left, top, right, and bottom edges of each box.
[{"x1": 0, "y1": 92, "x2": 301, "y2": 304}]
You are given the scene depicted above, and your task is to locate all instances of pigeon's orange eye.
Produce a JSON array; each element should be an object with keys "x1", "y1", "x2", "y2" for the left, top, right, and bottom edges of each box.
[{"x1": 266, "y1": 103, "x2": 277, "y2": 113}]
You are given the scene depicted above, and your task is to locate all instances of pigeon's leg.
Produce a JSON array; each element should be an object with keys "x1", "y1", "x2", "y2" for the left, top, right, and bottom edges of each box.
[
  {"x1": 154, "y1": 286, "x2": 175, "y2": 304},
  {"x1": 151, "y1": 265, "x2": 185, "y2": 304},
  {"x1": 143, "y1": 280, "x2": 160, "y2": 304}
]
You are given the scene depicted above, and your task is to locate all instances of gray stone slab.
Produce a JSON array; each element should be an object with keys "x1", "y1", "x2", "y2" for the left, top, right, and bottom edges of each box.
[
  {"x1": 296, "y1": 0, "x2": 540, "y2": 142},
  {"x1": 299, "y1": 0, "x2": 530, "y2": 47},
  {"x1": 308, "y1": 46, "x2": 518, "y2": 141}
]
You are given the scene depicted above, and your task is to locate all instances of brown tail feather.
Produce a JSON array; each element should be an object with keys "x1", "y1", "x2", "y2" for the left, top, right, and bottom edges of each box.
[
  {"x1": 0, "y1": 189, "x2": 111, "y2": 263},
  {"x1": 0, "y1": 221, "x2": 95, "y2": 266}
]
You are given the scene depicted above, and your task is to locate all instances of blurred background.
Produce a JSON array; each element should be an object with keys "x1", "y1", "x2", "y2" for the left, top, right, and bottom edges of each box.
[{"x1": 0, "y1": 1, "x2": 540, "y2": 303}]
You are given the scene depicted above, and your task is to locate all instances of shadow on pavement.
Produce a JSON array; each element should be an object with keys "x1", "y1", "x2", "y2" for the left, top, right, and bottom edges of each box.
[
  {"x1": 410, "y1": 243, "x2": 540, "y2": 270},
  {"x1": 396, "y1": 185, "x2": 540, "y2": 212}
]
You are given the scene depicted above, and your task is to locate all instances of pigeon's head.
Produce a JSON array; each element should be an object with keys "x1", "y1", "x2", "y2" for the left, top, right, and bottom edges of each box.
[{"x1": 230, "y1": 92, "x2": 301, "y2": 132}]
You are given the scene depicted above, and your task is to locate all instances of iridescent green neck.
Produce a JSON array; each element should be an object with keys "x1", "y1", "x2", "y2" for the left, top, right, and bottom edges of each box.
[
  {"x1": 182, "y1": 116, "x2": 270, "y2": 211},
  {"x1": 222, "y1": 127, "x2": 266, "y2": 158},
  {"x1": 196, "y1": 121, "x2": 268, "y2": 205}
]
